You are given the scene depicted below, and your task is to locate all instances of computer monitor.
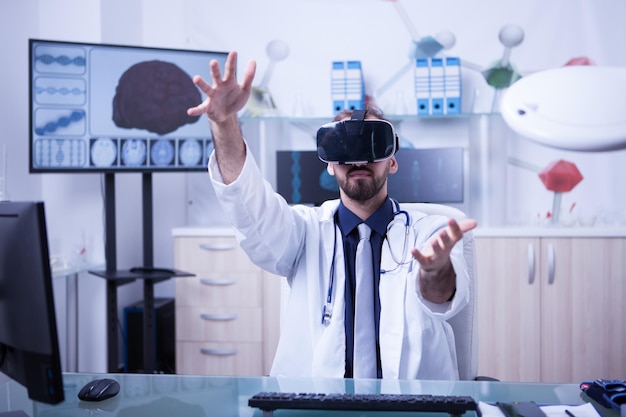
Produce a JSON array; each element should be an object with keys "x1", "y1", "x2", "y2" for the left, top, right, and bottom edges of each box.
[
  {"x1": 29, "y1": 39, "x2": 227, "y2": 173},
  {"x1": 276, "y1": 148, "x2": 464, "y2": 205},
  {"x1": 0, "y1": 201, "x2": 64, "y2": 404}
]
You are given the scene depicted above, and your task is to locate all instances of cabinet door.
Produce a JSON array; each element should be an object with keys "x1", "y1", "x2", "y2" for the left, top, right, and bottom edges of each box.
[
  {"x1": 540, "y1": 237, "x2": 626, "y2": 383},
  {"x1": 475, "y1": 237, "x2": 542, "y2": 381}
]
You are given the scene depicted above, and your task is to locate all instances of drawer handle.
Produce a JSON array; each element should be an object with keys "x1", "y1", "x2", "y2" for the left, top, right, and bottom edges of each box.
[
  {"x1": 199, "y1": 242, "x2": 236, "y2": 251},
  {"x1": 528, "y1": 243, "x2": 535, "y2": 285},
  {"x1": 200, "y1": 278, "x2": 237, "y2": 286},
  {"x1": 200, "y1": 348, "x2": 238, "y2": 356},
  {"x1": 547, "y1": 243, "x2": 556, "y2": 285},
  {"x1": 200, "y1": 313, "x2": 238, "y2": 321}
]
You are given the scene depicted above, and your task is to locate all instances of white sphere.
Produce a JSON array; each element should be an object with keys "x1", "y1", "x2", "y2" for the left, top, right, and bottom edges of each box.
[
  {"x1": 499, "y1": 24, "x2": 524, "y2": 47},
  {"x1": 266, "y1": 39, "x2": 290, "y2": 62},
  {"x1": 435, "y1": 31, "x2": 456, "y2": 50}
]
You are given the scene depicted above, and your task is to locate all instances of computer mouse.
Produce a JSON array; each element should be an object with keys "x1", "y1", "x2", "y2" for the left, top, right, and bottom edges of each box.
[{"x1": 77, "y1": 378, "x2": 120, "y2": 402}]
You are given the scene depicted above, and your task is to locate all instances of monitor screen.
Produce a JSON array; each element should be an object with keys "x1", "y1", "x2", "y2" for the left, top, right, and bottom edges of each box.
[
  {"x1": 276, "y1": 148, "x2": 464, "y2": 205},
  {"x1": 29, "y1": 39, "x2": 227, "y2": 173},
  {"x1": 0, "y1": 201, "x2": 64, "y2": 404}
]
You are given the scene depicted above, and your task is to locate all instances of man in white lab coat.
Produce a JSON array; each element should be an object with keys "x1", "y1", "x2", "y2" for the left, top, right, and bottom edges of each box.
[{"x1": 187, "y1": 51, "x2": 477, "y2": 380}]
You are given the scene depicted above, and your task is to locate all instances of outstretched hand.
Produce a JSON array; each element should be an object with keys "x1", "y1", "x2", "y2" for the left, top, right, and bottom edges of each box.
[
  {"x1": 411, "y1": 218, "x2": 477, "y2": 273},
  {"x1": 187, "y1": 51, "x2": 256, "y2": 123},
  {"x1": 412, "y1": 217, "x2": 477, "y2": 303}
]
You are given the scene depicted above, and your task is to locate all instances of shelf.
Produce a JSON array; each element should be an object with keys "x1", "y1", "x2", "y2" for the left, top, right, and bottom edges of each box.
[
  {"x1": 89, "y1": 268, "x2": 194, "y2": 284},
  {"x1": 239, "y1": 112, "x2": 500, "y2": 123}
]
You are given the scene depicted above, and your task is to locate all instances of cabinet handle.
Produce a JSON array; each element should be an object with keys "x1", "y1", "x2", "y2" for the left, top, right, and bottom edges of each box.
[
  {"x1": 200, "y1": 278, "x2": 237, "y2": 286},
  {"x1": 199, "y1": 242, "x2": 236, "y2": 251},
  {"x1": 200, "y1": 313, "x2": 238, "y2": 321},
  {"x1": 200, "y1": 348, "x2": 238, "y2": 356},
  {"x1": 528, "y1": 243, "x2": 535, "y2": 284},
  {"x1": 547, "y1": 243, "x2": 556, "y2": 285}
]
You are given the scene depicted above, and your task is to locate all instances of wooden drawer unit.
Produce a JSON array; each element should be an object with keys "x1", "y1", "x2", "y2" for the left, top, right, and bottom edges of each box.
[
  {"x1": 176, "y1": 341, "x2": 264, "y2": 376},
  {"x1": 176, "y1": 272, "x2": 262, "y2": 308},
  {"x1": 176, "y1": 306, "x2": 263, "y2": 342},
  {"x1": 174, "y1": 233, "x2": 280, "y2": 376}
]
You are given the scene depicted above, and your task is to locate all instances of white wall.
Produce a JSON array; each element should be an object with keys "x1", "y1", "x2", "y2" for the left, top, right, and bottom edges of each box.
[
  {"x1": 1, "y1": 0, "x2": 625, "y2": 372},
  {"x1": 170, "y1": 0, "x2": 626, "y2": 227}
]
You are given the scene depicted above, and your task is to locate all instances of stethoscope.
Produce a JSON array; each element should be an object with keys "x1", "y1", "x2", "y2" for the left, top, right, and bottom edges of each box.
[{"x1": 322, "y1": 199, "x2": 412, "y2": 325}]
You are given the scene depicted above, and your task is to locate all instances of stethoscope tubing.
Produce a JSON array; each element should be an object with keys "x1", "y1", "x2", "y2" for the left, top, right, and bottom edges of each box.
[{"x1": 322, "y1": 199, "x2": 411, "y2": 325}]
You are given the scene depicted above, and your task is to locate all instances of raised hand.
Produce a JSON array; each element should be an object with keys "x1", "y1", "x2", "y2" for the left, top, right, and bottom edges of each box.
[{"x1": 187, "y1": 51, "x2": 257, "y2": 123}]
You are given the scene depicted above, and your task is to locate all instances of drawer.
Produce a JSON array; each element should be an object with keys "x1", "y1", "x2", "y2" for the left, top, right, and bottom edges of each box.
[
  {"x1": 175, "y1": 237, "x2": 255, "y2": 273},
  {"x1": 175, "y1": 271, "x2": 262, "y2": 307},
  {"x1": 176, "y1": 306, "x2": 263, "y2": 342},
  {"x1": 176, "y1": 341, "x2": 264, "y2": 376}
]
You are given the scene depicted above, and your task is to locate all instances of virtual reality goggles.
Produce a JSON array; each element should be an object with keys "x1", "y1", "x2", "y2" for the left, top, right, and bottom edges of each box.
[{"x1": 316, "y1": 111, "x2": 399, "y2": 164}]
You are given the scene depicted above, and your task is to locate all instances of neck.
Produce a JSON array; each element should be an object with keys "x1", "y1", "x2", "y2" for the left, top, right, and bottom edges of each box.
[{"x1": 340, "y1": 191, "x2": 388, "y2": 221}]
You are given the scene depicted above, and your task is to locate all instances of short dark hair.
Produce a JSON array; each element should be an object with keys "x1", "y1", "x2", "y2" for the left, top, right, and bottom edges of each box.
[{"x1": 332, "y1": 105, "x2": 387, "y2": 122}]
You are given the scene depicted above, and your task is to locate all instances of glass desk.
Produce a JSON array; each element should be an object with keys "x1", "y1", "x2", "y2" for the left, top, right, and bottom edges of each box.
[{"x1": 0, "y1": 373, "x2": 620, "y2": 417}]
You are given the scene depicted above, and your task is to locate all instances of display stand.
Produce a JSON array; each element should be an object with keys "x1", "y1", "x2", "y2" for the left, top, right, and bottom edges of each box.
[{"x1": 89, "y1": 173, "x2": 193, "y2": 373}]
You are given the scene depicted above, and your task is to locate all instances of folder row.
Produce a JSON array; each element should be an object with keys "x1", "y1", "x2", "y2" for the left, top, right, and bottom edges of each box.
[
  {"x1": 331, "y1": 61, "x2": 365, "y2": 114},
  {"x1": 415, "y1": 57, "x2": 462, "y2": 115}
]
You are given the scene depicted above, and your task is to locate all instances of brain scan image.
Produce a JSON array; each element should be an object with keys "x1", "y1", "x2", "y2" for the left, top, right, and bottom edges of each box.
[
  {"x1": 112, "y1": 60, "x2": 201, "y2": 135},
  {"x1": 179, "y1": 139, "x2": 203, "y2": 166},
  {"x1": 90, "y1": 138, "x2": 118, "y2": 167},
  {"x1": 121, "y1": 139, "x2": 147, "y2": 166},
  {"x1": 151, "y1": 139, "x2": 175, "y2": 166}
]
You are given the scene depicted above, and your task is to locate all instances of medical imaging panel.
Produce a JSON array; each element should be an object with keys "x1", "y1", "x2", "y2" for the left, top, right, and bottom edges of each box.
[
  {"x1": 277, "y1": 147, "x2": 464, "y2": 206},
  {"x1": 29, "y1": 39, "x2": 227, "y2": 172}
]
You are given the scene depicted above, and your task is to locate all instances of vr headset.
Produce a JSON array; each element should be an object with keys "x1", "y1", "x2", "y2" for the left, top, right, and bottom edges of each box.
[{"x1": 316, "y1": 110, "x2": 399, "y2": 164}]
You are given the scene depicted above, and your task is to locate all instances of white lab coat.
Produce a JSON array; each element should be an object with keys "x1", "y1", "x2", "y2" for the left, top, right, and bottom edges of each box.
[{"x1": 208, "y1": 147, "x2": 470, "y2": 380}]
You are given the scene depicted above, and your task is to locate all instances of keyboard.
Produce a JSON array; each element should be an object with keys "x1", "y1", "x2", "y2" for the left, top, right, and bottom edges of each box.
[{"x1": 248, "y1": 391, "x2": 478, "y2": 415}]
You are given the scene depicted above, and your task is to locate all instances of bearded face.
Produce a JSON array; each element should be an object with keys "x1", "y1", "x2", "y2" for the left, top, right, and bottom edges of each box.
[{"x1": 331, "y1": 161, "x2": 391, "y2": 202}]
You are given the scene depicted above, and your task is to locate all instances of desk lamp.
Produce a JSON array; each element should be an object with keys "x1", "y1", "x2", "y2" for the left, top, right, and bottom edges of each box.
[{"x1": 500, "y1": 64, "x2": 626, "y2": 151}]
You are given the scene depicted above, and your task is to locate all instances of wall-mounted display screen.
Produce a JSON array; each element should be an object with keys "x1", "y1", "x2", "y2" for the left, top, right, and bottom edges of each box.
[
  {"x1": 277, "y1": 148, "x2": 464, "y2": 206},
  {"x1": 29, "y1": 39, "x2": 226, "y2": 173}
]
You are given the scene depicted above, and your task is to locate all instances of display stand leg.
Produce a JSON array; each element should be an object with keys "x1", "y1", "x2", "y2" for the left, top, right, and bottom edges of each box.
[
  {"x1": 92, "y1": 172, "x2": 186, "y2": 374},
  {"x1": 104, "y1": 173, "x2": 119, "y2": 373},
  {"x1": 141, "y1": 173, "x2": 155, "y2": 374}
]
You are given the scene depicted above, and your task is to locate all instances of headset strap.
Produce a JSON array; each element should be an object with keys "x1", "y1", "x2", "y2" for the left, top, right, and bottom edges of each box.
[{"x1": 351, "y1": 109, "x2": 366, "y2": 120}]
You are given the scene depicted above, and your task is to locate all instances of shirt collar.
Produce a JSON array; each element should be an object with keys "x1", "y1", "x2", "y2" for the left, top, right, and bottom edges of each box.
[{"x1": 337, "y1": 197, "x2": 395, "y2": 237}]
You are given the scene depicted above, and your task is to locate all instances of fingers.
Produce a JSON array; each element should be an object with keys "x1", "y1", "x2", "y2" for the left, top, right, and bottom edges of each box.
[
  {"x1": 457, "y1": 218, "x2": 478, "y2": 233},
  {"x1": 411, "y1": 247, "x2": 426, "y2": 264},
  {"x1": 186, "y1": 51, "x2": 257, "y2": 118},
  {"x1": 241, "y1": 59, "x2": 257, "y2": 92},
  {"x1": 219, "y1": 51, "x2": 236, "y2": 83},
  {"x1": 411, "y1": 217, "x2": 478, "y2": 268},
  {"x1": 187, "y1": 100, "x2": 207, "y2": 117},
  {"x1": 444, "y1": 218, "x2": 477, "y2": 241},
  {"x1": 219, "y1": 51, "x2": 257, "y2": 88},
  {"x1": 192, "y1": 74, "x2": 213, "y2": 94}
]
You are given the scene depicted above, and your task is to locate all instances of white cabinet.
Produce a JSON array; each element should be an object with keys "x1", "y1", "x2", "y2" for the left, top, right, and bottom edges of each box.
[
  {"x1": 173, "y1": 232, "x2": 281, "y2": 376},
  {"x1": 475, "y1": 235, "x2": 626, "y2": 383}
]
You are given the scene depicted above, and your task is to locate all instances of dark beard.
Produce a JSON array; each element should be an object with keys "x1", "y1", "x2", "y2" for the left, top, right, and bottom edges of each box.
[{"x1": 338, "y1": 167, "x2": 388, "y2": 201}]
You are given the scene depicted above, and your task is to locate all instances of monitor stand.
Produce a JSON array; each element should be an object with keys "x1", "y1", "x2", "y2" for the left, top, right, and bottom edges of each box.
[{"x1": 89, "y1": 172, "x2": 193, "y2": 373}]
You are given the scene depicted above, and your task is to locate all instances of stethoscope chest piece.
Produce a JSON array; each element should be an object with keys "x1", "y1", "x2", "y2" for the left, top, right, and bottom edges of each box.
[{"x1": 322, "y1": 302, "x2": 333, "y2": 325}]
